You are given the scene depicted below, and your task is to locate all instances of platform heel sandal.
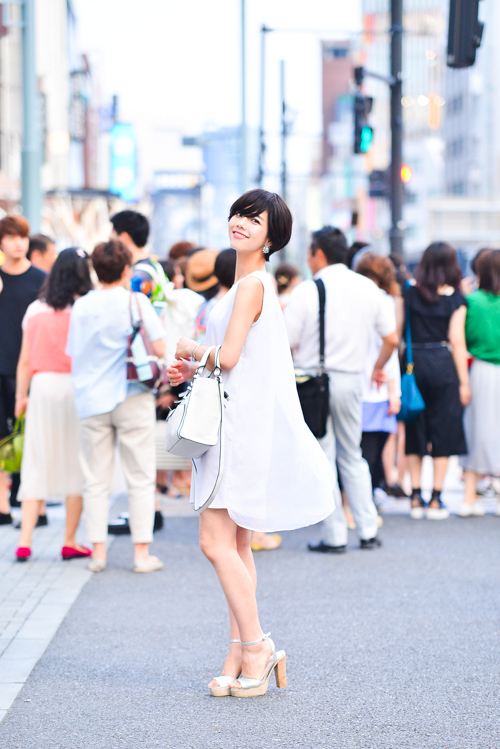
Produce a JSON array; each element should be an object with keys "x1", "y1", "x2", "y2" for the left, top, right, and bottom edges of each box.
[
  {"x1": 208, "y1": 639, "x2": 241, "y2": 697},
  {"x1": 230, "y1": 632, "x2": 286, "y2": 698}
]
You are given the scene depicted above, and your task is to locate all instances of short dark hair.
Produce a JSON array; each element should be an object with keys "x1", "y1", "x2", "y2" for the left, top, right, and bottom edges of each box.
[
  {"x1": 471, "y1": 247, "x2": 490, "y2": 276},
  {"x1": 347, "y1": 241, "x2": 370, "y2": 269},
  {"x1": 110, "y1": 210, "x2": 149, "y2": 248},
  {"x1": 40, "y1": 248, "x2": 92, "y2": 310},
  {"x1": 27, "y1": 233, "x2": 55, "y2": 260},
  {"x1": 228, "y1": 189, "x2": 292, "y2": 261},
  {"x1": 214, "y1": 248, "x2": 236, "y2": 289},
  {"x1": 159, "y1": 259, "x2": 174, "y2": 281},
  {"x1": 415, "y1": 241, "x2": 462, "y2": 303},
  {"x1": 310, "y1": 226, "x2": 348, "y2": 266},
  {"x1": 91, "y1": 240, "x2": 132, "y2": 284},
  {"x1": 477, "y1": 249, "x2": 500, "y2": 296},
  {"x1": 0, "y1": 215, "x2": 30, "y2": 242}
]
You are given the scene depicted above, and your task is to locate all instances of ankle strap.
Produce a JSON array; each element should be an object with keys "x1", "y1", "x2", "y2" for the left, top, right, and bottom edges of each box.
[
  {"x1": 241, "y1": 632, "x2": 271, "y2": 646},
  {"x1": 229, "y1": 639, "x2": 240, "y2": 644}
]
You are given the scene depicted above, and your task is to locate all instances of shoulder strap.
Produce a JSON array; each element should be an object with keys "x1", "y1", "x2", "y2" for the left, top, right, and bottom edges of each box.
[
  {"x1": 403, "y1": 282, "x2": 413, "y2": 368},
  {"x1": 314, "y1": 278, "x2": 326, "y2": 369}
]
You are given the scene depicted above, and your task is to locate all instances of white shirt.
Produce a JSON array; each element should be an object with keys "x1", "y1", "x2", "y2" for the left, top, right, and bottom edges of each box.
[
  {"x1": 67, "y1": 287, "x2": 165, "y2": 419},
  {"x1": 362, "y1": 294, "x2": 401, "y2": 402},
  {"x1": 284, "y1": 264, "x2": 396, "y2": 373}
]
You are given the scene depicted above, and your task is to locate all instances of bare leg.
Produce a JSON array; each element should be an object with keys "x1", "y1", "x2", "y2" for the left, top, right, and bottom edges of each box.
[
  {"x1": 18, "y1": 500, "x2": 43, "y2": 548},
  {"x1": 39, "y1": 500, "x2": 47, "y2": 516},
  {"x1": 200, "y1": 509, "x2": 272, "y2": 683},
  {"x1": 0, "y1": 472, "x2": 10, "y2": 514},
  {"x1": 134, "y1": 542, "x2": 156, "y2": 563},
  {"x1": 407, "y1": 454, "x2": 422, "y2": 490},
  {"x1": 211, "y1": 525, "x2": 254, "y2": 685},
  {"x1": 463, "y1": 470, "x2": 479, "y2": 506},
  {"x1": 92, "y1": 541, "x2": 107, "y2": 563},
  {"x1": 64, "y1": 495, "x2": 85, "y2": 549},
  {"x1": 431, "y1": 457, "x2": 448, "y2": 491},
  {"x1": 382, "y1": 433, "x2": 396, "y2": 485},
  {"x1": 396, "y1": 422, "x2": 407, "y2": 486},
  {"x1": 408, "y1": 454, "x2": 423, "y2": 508}
]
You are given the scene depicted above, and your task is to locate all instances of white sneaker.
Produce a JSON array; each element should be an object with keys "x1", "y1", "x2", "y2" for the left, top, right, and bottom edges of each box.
[
  {"x1": 426, "y1": 501, "x2": 450, "y2": 520},
  {"x1": 457, "y1": 502, "x2": 485, "y2": 518},
  {"x1": 410, "y1": 505, "x2": 425, "y2": 520},
  {"x1": 133, "y1": 555, "x2": 164, "y2": 573}
]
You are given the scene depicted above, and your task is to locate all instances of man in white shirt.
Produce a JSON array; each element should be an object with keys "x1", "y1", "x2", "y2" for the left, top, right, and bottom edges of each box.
[{"x1": 284, "y1": 227, "x2": 398, "y2": 552}]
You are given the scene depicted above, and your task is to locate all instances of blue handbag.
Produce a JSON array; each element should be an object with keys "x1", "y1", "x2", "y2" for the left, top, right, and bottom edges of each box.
[{"x1": 398, "y1": 304, "x2": 425, "y2": 422}]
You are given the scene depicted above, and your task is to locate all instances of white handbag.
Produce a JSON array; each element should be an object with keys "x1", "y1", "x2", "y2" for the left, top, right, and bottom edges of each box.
[{"x1": 165, "y1": 346, "x2": 225, "y2": 512}]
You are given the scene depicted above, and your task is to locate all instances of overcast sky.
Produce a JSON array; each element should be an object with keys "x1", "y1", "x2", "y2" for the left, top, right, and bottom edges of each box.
[{"x1": 73, "y1": 1, "x2": 362, "y2": 184}]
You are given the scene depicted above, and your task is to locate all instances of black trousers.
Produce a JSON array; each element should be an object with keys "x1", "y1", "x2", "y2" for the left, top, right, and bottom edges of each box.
[{"x1": 361, "y1": 431, "x2": 389, "y2": 491}]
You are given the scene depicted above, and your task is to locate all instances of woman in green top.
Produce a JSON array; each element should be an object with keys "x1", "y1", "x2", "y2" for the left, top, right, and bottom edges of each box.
[{"x1": 460, "y1": 250, "x2": 500, "y2": 517}]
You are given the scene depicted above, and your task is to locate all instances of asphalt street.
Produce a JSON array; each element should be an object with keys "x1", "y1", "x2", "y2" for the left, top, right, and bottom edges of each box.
[{"x1": 1, "y1": 513, "x2": 499, "y2": 749}]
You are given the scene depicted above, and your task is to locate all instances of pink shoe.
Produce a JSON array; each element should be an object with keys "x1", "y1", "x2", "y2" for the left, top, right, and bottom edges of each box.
[
  {"x1": 61, "y1": 545, "x2": 92, "y2": 560},
  {"x1": 16, "y1": 547, "x2": 31, "y2": 562}
]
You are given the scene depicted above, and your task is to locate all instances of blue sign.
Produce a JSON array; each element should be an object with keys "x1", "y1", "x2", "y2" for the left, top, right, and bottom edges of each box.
[{"x1": 110, "y1": 123, "x2": 136, "y2": 202}]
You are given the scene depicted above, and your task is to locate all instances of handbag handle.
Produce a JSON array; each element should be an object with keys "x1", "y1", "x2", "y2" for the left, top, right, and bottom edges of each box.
[
  {"x1": 404, "y1": 282, "x2": 414, "y2": 374},
  {"x1": 195, "y1": 345, "x2": 222, "y2": 377}
]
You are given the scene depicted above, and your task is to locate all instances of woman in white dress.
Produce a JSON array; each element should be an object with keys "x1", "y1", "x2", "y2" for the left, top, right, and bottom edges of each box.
[{"x1": 168, "y1": 190, "x2": 335, "y2": 698}]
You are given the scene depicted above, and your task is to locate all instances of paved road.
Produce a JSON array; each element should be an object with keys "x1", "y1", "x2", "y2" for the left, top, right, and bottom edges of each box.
[{"x1": 0, "y1": 512, "x2": 499, "y2": 749}]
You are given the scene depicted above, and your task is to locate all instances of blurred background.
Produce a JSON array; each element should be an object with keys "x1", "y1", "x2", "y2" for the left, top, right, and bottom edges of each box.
[{"x1": 0, "y1": 0, "x2": 494, "y2": 269}]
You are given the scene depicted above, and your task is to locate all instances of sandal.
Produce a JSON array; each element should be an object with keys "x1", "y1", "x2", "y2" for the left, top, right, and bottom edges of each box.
[
  {"x1": 230, "y1": 633, "x2": 286, "y2": 698},
  {"x1": 208, "y1": 639, "x2": 241, "y2": 697}
]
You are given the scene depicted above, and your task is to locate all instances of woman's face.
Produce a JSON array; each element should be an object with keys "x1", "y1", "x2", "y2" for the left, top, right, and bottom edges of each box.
[{"x1": 228, "y1": 211, "x2": 269, "y2": 254}]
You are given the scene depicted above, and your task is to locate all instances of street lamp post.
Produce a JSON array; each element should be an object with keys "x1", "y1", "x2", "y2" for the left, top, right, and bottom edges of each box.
[
  {"x1": 240, "y1": 0, "x2": 248, "y2": 194},
  {"x1": 389, "y1": 0, "x2": 404, "y2": 256}
]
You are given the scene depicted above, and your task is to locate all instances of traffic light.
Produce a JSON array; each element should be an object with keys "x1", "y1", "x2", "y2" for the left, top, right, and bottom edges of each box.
[
  {"x1": 400, "y1": 164, "x2": 413, "y2": 183},
  {"x1": 354, "y1": 95, "x2": 373, "y2": 154},
  {"x1": 447, "y1": 0, "x2": 484, "y2": 68}
]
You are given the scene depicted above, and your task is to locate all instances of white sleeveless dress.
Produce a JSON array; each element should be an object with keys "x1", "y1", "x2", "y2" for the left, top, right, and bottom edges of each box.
[{"x1": 191, "y1": 270, "x2": 335, "y2": 532}]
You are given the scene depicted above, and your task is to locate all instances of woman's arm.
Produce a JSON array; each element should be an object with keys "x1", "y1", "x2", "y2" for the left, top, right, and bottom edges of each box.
[
  {"x1": 395, "y1": 296, "x2": 404, "y2": 342},
  {"x1": 15, "y1": 333, "x2": 31, "y2": 417},
  {"x1": 170, "y1": 277, "x2": 264, "y2": 385},
  {"x1": 449, "y1": 305, "x2": 470, "y2": 407}
]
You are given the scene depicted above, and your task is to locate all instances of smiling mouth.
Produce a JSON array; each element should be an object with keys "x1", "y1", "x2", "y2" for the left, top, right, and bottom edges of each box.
[{"x1": 232, "y1": 230, "x2": 248, "y2": 239}]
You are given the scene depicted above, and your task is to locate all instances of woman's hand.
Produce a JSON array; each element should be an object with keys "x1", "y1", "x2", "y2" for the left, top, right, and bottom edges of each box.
[
  {"x1": 387, "y1": 395, "x2": 401, "y2": 416},
  {"x1": 175, "y1": 337, "x2": 197, "y2": 361},
  {"x1": 459, "y1": 383, "x2": 471, "y2": 407},
  {"x1": 15, "y1": 396, "x2": 28, "y2": 418},
  {"x1": 167, "y1": 359, "x2": 196, "y2": 387},
  {"x1": 371, "y1": 367, "x2": 387, "y2": 389}
]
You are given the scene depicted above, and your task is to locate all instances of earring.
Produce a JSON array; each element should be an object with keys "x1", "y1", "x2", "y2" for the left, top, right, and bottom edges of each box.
[{"x1": 263, "y1": 244, "x2": 270, "y2": 255}]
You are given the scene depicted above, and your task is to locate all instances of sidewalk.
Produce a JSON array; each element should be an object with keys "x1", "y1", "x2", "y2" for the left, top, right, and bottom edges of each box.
[{"x1": 0, "y1": 485, "x2": 194, "y2": 722}]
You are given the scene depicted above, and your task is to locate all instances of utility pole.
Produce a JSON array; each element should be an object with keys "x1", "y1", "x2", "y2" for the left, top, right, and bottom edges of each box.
[
  {"x1": 240, "y1": 0, "x2": 248, "y2": 194},
  {"x1": 280, "y1": 60, "x2": 287, "y2": 202},
  {"x1": 21, "y1": 0, "x2": 41, "y2": 231},
  {"x1": 389, "y1": 0, "x2": 404, "y2": 256}
]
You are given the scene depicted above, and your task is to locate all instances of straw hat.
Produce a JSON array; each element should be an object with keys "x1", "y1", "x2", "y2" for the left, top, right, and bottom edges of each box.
[{"x1": 185, "y1": 249, "x2": 219, "y2": 292}]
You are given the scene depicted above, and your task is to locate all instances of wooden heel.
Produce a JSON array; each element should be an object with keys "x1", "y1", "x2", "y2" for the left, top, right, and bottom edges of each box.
[{"x1": 274, "y1": 655, "x2": 287, "y2": 688}]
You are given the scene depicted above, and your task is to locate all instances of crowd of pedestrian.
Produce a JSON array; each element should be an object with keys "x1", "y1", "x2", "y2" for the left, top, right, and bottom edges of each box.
[{"x1": 1, "y1": 204, "x2": 499, "y2": 568}]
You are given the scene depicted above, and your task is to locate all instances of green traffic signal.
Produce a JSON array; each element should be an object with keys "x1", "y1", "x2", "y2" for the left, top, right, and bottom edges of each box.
[{"x1": 360, "y1": 126, "x2": 373, "y2": 153}]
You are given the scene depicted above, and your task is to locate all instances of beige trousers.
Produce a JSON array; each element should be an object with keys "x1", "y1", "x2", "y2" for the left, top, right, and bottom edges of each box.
[{"x1": 79, "y1": 391, "x2": 156, "y2": 544}]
